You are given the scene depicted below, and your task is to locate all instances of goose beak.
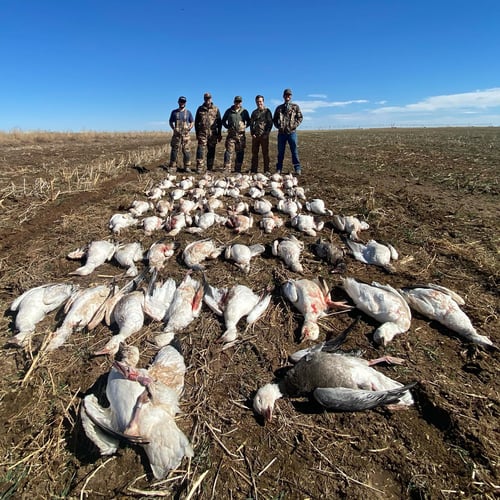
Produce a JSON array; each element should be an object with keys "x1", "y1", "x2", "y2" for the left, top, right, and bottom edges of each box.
[
  {"x1": 112, "y1": 361, "x2": 153, "y2": 386},
  {"x1": 263, "y1": 406, "x2": 273, "y2": 423}
]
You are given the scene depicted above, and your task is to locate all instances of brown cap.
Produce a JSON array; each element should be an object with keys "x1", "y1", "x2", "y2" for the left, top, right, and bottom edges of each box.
[
  {"x1": 204, "y1": 92, "x2": 212, "y2": 99},
  {"x1": 283, "y1": 88, "x2": 292, "y2": 96}
]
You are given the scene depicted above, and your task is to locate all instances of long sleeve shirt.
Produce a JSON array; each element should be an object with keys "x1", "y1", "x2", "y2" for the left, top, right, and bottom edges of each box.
[
  {"x1": 222, "y1": 106, "x2": 251, "y2": 133},
  {"x1": 273, "y1": 102, "x2": 303, "y2": 134},
  {"x1": 250, "y1": 107, "x2": 273, "y2": 136},
  {"x1": 195, "y1": 103, "x2": 222, "y2": 136}
]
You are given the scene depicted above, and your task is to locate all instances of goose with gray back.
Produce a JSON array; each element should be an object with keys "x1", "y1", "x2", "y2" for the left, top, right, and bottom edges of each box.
[{"x1": 253, "y1": 348, "x2": 415, "y2": 421}]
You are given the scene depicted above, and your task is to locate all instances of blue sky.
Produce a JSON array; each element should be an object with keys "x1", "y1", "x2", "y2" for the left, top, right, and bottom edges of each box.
[{"x1": 1, "y1": 1, "x2": 499, "y2": 131}]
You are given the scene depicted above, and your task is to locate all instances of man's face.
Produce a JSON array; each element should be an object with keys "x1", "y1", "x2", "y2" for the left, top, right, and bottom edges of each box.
[
  {"x1": 256, "y1": 98, "x2": 264, "y2": 109},
  {"x1": 178, "y1": 100, "x2": 186, "y2": 108},
  {"x1": 284, "y1": 93, "x2": 292, "y2": 102},
  {"x1": 234, "y1": 100, "x2": 242, "y2": 109}
]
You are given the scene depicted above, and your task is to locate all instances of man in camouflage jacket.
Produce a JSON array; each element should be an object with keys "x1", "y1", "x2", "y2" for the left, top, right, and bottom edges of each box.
[
  {"x1": 273, "y1": 88, "x2": 303, "y2": 175},
  {"x1": 195, "y1": 92, "x2": 222, "y2": 172},
  {"x1": 250, "y1": 95, "x2": 273, "y2": 173},
  {"x1": 222, "y1": 96, "x2": 251, "y2": 172}
]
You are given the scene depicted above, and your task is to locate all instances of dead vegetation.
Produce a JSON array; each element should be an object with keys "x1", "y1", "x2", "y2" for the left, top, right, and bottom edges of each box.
[{"x1": 0, "y1": 128, "x2": 498, "y2": 499}]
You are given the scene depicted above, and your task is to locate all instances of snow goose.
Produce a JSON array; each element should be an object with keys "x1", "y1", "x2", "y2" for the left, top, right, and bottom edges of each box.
[
  {"x1": 282, "y1": 277, "x2": 350, "y2": 341},
  {"x1": 341, "y1": 277, "x2": 411, "y2": 346},
  {"x1": 224, "y1": 243, "x2": 265, "y2": 274},
  {"x1": 204, "y1": 282, "x2": 271, "y2": 348},
  {"x1": 272, "y1": 235, "x2": 304, "y2": 273},
  {"x1": 9, "y1": 283, "x2": 77, "y2": 346},
  {"x1": 253, "y1": 349, "x2": 415, "y2": 421},
  {"x1": 68, "y1": 240, "x2": 116, "y2": 276},
  {"x1": 345, "y1": 239, "x2": 398, "y2": 273},
  {"x1": 82, "y1": 344, "x2": 193, "y2": 479},
  {"x1": 400, "y1": 283, "x2": 494, "y2": 348}
]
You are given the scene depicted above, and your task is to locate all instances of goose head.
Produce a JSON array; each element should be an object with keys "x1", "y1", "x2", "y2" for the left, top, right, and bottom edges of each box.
[
  {"x1": 301, "y1": 320, "x2": 320, "y2": 342},
  {"x1": 253, "y1": 383, "x2": 282, "y2": 422}
]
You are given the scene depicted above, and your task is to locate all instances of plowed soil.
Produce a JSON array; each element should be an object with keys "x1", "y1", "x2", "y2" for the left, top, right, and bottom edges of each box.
[{"x1": 0, "y1": 128, "x2": 498, "y2": 499}]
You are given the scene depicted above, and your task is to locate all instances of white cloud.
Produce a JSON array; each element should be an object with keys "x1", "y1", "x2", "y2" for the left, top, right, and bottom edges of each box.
[
  {"x1": 308, "y1": 93, "x2": 327, "y2": 99},
  {"x1": 296, "y1": 99, "x2": 369, "y2": 114},
  {"x1": 372, "y1": 88, "x2": 500, "y2": 114},
  {"x1": 298, "y1": 88, "x2": 500, "y2": 129}
]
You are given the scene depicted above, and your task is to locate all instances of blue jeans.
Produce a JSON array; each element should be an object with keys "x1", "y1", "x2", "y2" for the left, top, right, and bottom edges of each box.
[{"x1": 276, "y1": 131, "x2": 301, "y2": 172}]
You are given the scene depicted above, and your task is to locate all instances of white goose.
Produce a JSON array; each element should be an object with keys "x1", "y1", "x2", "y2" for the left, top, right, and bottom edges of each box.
[
  {"x1": 47, "y1": 284, "x2": 113, "y2": 350},
  {"x1": 182, "y1": 239, "x2": 224, "y2": 271},
  {"x1": 272, "y1": 235, "x2": 304, "y2": 273},
  {"x1": 224, "y1": 243, "x2": 265, "y2": 273},
  {"x1": 157, "y1": 273, "x2": 204, "y2": 347},
  {"x1": 9, "y1": 283, "x2": 77, "y2": 346},
  {"x1": 68, "y1": 240, "x2": 116, "y2": 276},
  {"x1": 291, "y1": 214, "x2": 324, "y2": 237},
  {"x1": 282, "y1": 278, "x2": 350, "y2": 341},
  {"x1": 400, "y1": 283, "x2": 494, "y2": 348},
  {"x1": 305, "y1": 198, "x2": 333, "y2": 216},
  {"x1": 345, "y1": 239, "x2": 398, "y2": 273},
  {"x1": 108, "y1": 213, "x2": 139, "y2": 234},
  {"x1": 204, "y1": 283, "x2": 271, "y2": 348},
  {"x1": 332, "y1": 215, "x2": 369, "y2": 241},
  {"x1": 81, "y1": 344, "x2": 193, "y2": 479},
  {"x1": 113, "y1": 242, "x2": 144, "y2": 277},
  {"x1": 341, "y1": 277, "x2": 411, "y2": 346},
  {"x1": 93, "y1": 290, "x2": 145, "y2": 356}
]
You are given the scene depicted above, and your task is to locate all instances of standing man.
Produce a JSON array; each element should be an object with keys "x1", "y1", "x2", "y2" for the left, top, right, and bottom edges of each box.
[
  {"x1": 195, "y1": 92, "x2": 222, "y2": 173},
  {"x1": 222, "y1": 96, "x2": 251, "y2": 173},
  {"x1": 250, "y1": 95, "x2": 273, "y2": 173},
  {"x1": 168, "y1": 96, "x2": 194, "y2": 172},
  {"x1": 273, "y1": 88, "x2": 303, "y2": 175}
]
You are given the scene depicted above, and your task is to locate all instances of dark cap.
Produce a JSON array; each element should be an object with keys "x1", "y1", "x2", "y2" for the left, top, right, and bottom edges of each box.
[
  {"x1": 178, "y1": 96, "x2": 187, "y2": 102},
  {"x1": 283, "y1": 88, "x2": 292, "y2": 96},
  {"x1": 204, "y1": 92, "x2": 212, "y2": 99},
  {"x1": 234, "y1": 96, "x2": 242, "y2": 102}
]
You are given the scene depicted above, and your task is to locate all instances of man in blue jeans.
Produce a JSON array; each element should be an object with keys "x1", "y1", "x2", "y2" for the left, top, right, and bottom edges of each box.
[{"x1": 273, "y1": 88, "x2": 303, "y2": 175}]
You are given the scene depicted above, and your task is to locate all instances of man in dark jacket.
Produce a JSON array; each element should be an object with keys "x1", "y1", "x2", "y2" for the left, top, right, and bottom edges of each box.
[
  {"x1": 222, "y1": 96, "x2": 251, "y2": 172},
  {"x1": 195, "y1": 92, "x2": 222, "y2": 172},
  {"x1": 250, "y1": 95, "x2": 273, "y2": 173},
  {"x1": 273, "y1": 88, "x2": 303, "y2": 175}
]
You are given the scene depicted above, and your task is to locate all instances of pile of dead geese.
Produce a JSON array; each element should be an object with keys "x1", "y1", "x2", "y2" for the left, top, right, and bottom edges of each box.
[{"x1": 8, "y1": 169, "x2": 495, "y2": 480}]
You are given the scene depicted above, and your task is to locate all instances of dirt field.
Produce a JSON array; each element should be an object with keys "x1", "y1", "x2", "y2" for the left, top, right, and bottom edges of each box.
[{"x1": 0, "y1": 128, "x2": 498, "y2": 499}]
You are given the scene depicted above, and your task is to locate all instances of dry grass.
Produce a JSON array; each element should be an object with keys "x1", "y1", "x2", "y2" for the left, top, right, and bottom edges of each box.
[{"x1": 0, "y1": 131, "x2": 170, "y2": 225}]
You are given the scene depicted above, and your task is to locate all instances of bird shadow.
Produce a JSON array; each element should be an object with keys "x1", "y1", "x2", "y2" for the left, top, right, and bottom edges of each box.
[{"x1": 131, "y1": 164, "x2": 149, "y2": 174}]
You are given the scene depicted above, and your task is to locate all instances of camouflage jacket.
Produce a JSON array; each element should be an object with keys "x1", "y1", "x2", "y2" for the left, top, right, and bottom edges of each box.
[
  {"x1": 273, "y1": 102, "x2": 303, "y2": 134},
  {"x1": 250, "y1": 107, "x2": 273, "y2": 136},
  {"x1": 222, "y1": 106, "x2": 251, "y2": 133},
  {"x1": 195, "y1": 103, "x2": 222, "y2": 136}
]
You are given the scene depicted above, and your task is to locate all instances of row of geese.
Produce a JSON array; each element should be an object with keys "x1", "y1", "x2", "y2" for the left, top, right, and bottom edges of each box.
[{"x1": 8, "y1": 170, "x2": 495, "y2": 479}]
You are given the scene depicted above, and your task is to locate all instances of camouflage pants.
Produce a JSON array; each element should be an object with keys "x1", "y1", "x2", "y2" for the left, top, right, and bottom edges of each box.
[
  {"x1": 196, "y1": 131, "x2": 218, "y2": 170},
  {"x1": 224, "y1": 132, "x2": 246, "y2": 171},
  {"x1": 169, "y1": 131, "x2": 191, "y2": 168}
]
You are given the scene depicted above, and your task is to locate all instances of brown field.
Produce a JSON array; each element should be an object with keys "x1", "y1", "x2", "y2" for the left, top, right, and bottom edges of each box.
[{"x1": 0, "y1": 128, "x2": 498, "y2": 499}]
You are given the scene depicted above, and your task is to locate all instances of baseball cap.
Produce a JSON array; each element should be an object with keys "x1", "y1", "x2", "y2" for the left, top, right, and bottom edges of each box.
[
  {"x1": 178, "y1": 96, "x2": 187, "y2": 102},
  {"x1": 204, "y1": 92, "x2": 212, "y2": 99},
  {"x1": 234, "y1": 96, "x2": 242, "y2": 102},
  {"x1": 283, "y1": 88, "x2": 292, "y2": 96}
]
